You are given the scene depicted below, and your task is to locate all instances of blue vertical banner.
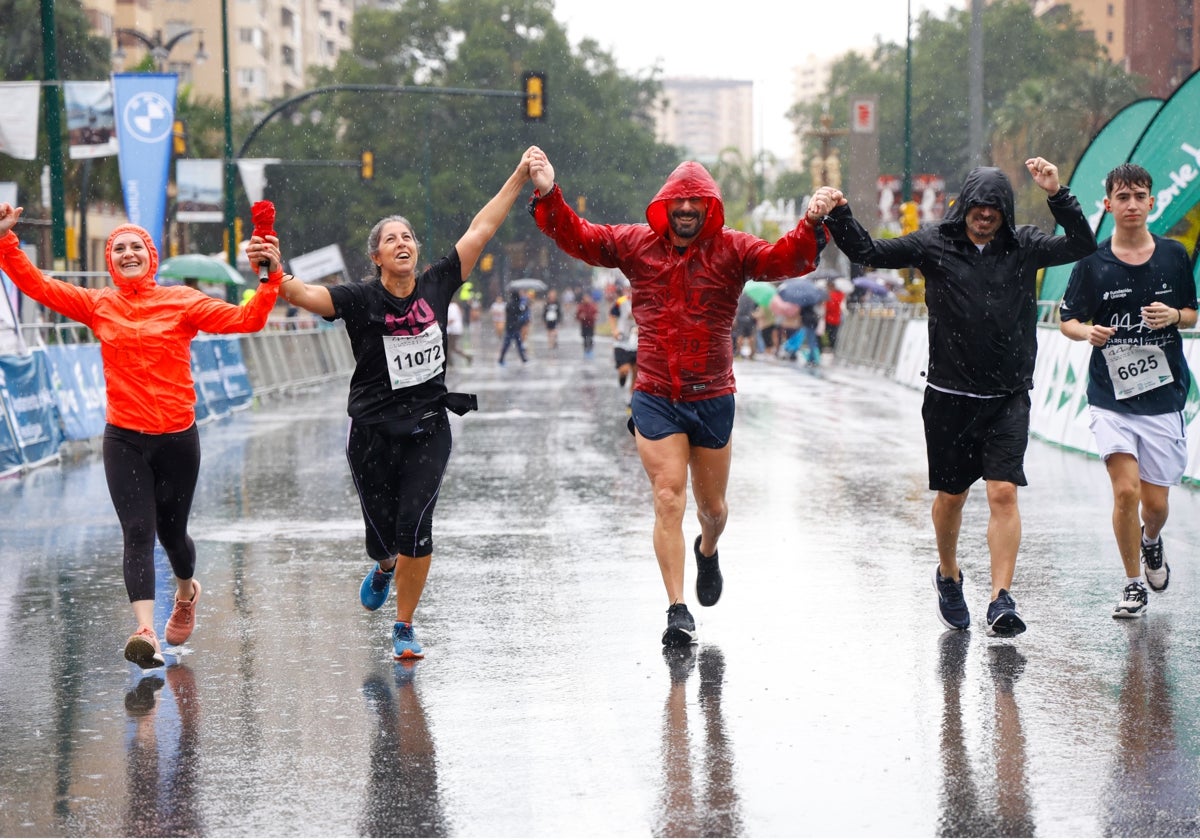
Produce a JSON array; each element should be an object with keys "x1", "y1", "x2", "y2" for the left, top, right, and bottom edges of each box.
[{"x1": 112, "y1": 73, "x2": 178, "y2": 261}]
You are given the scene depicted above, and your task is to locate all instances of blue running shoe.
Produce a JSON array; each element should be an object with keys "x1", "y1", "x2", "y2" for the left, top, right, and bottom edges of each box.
[
  {"x1": 392, "y1": 621, "x2": 424, "y2": 660},
  {"x1": 360, "y1": 563, "x2": 393, "y2": 612},
  {"x1": 933, "y1": 567, "x2": 970, "y2": 630},
  {"x1": 986, "y1": 589, "x2": 1027, "y2": 638}
]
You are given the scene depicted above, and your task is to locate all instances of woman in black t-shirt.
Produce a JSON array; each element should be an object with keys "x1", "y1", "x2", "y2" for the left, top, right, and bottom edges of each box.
[{"x1": 274, "y1": 148, "x2": 534, "y2": 661}]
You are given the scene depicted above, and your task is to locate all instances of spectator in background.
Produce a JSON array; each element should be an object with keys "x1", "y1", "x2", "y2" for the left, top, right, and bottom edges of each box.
[
  {"x1": 824, "y1": 283, "x2": 845, "y2": 352},
  {"x1": 543, "y1": 288, "x2": 561, "y2": 350},
  {"x1": 576, "y1": 291, "x2": 598, "y2": 360},
  {"x1": 446, "y1": 298, "x2": 472, "y2": 366},
  {"x1": 498, "y1": 287, "x2": 529, "y2": 365},
  {"x1": 489, "y1": 294, "x2": 506, "y2": 338}
]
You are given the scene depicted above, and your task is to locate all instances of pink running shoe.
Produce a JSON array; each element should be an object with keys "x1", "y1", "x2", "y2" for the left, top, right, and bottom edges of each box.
[
  {"x1": 165, "y1": 580, "x2": 201, "y2": 646},
  {"x1": 124, "y1": 626, "x2": 166, "y2": 669}
]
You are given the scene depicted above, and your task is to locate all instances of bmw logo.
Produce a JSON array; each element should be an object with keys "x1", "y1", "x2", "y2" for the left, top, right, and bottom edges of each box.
[{"x1": 121, "y1": 91, "x2": 174, "y2": 144}]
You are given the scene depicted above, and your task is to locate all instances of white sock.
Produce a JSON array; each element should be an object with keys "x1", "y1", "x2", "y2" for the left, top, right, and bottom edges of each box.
[
  {"x1": 1128, "y1": 576, "x2": 1144, "y2": 586},
  {"x1": 1142, "y1": 533, "x2": 1160, "y2": 547}
]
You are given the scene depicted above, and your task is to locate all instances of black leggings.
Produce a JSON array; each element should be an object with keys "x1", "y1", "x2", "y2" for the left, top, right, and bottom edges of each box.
[{"x1": 103, "y1": 424, "x2": 200, "y2": 602}]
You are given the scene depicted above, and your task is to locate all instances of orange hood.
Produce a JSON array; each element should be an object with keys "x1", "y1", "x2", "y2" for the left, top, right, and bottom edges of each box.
[{"x1": 104, "y1": 224, "x2": 159, "y2": 292}]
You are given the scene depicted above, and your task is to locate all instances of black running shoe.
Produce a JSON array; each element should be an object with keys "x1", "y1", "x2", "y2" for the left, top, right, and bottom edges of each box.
[
  {"x1": 1141, "y1": 528, "x2": 1170, "y2": 592},
  {"x1": 694, "y1": 536, "x2": 723, "y2": 607},
  {"x1": 985, "y1": 589, "x2": 1026, "y2": 638},
  {"x1": 662, "y1": 603, "x2": 698, "y2": 647},
  {"x1": 933, "y1": 567, "x2": 970, "y2": 630}
]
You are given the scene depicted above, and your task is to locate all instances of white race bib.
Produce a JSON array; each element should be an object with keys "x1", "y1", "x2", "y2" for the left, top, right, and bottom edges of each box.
[
  {"x1": 1102, "y1": 342, "x2": 1173, "y2": 400},
  {"x1": 382, "y1": 323, "x2": 445, "y2": 389}
]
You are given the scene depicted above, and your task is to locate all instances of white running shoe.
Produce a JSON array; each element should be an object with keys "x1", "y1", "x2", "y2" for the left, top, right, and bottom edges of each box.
[{"x1": 1113, "y1": 580, "x2": 1148, "y2": 619}]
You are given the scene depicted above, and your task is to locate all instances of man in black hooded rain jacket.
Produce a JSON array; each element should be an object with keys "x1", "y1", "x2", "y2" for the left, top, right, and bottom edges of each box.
[{"x1": 817, "y1": 157, "x2": 1096, "y2": 638}]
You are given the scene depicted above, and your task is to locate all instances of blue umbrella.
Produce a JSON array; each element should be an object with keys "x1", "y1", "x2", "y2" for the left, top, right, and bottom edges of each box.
[
  {"x1": 853, "y1": 276, "x2": 892, "y2": 296},
  {"x1": 776, "y1": 277, "x2": 828, "y2": 308}
]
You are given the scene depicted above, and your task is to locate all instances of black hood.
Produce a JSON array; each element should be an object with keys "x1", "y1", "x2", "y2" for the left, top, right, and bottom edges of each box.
[{"x1": 941, "y1": 166, "x2": 1017, "y2": 238}]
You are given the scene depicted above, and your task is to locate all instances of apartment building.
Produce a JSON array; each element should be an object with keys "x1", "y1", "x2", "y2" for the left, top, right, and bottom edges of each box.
[
  {"x1": 653, "y1": 77, "x2": 755, "y2": 166},
  {"x1": 1033, "y1": 0, "x2": 1199, "y2": 97},
  {"x1": 82, "y1": 0, "x2": 356, "y2": 109}
]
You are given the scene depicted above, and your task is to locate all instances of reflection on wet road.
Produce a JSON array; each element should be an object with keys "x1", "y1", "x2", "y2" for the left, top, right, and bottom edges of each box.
[{"x1": 2, "y1": 326, "x2": 1199, "y2": 835}]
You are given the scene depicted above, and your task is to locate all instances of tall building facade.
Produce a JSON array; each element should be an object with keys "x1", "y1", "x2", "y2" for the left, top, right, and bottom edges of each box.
[
  {"x1": 1032, "y1": 0, "x2": 1199, "y2": 97},
  {"x1": 83, "y1": 0, "x2": 356, "y2": 109},
  {"x1": 653, "y1": 78, "x2": 754, "y2": 166}
]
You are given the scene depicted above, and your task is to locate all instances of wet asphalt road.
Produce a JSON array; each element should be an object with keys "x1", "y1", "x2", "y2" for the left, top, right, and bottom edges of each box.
[{"x1": 2, "y1": 323, "x2": 1199, "y2": 837}]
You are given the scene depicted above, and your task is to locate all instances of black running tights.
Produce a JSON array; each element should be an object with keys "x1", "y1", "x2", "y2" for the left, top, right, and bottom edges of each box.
[{"x1": 103, "y1": 423, "x2": 200, "y2": 602}]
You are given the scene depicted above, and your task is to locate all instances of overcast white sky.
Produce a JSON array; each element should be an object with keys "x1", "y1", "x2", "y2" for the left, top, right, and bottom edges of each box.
[{"x1": 549, "y1": 0, "x2": 962, "y2": 159}]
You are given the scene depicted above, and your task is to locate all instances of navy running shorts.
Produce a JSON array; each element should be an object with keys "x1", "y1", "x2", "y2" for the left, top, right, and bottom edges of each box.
[
  {"x1": 629, "y1": 391, "x2": 735, "y2": 449},
  {"x1": 922, "y1": 387, "x2": 1030, "y2": 493}
]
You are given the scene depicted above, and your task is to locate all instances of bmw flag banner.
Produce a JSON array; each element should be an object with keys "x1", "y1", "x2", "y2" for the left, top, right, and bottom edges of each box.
[{"x1": 113, "y1": 73, "x2": 178, "y2": 261}]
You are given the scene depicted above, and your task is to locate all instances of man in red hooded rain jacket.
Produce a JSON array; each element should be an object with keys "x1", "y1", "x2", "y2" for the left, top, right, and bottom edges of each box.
[{"x1": 527, "y1": 147, "x2": 832, "y2": 647}]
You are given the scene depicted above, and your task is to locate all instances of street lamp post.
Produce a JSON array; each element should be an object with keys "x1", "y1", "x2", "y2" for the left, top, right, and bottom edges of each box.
[{"x1": 113, "y1": 28, "x2": 207, "y2": 73}]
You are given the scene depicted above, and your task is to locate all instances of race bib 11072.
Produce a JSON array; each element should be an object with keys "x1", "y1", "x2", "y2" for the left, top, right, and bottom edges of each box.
[{"x1": 382, "y1": 323, "x2": 445, "y2": 389}]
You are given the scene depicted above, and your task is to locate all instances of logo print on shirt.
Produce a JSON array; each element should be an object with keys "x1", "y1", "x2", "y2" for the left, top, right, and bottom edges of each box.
[{"x1": 384, "y1": 298, "x2": 436, "y2": 336}]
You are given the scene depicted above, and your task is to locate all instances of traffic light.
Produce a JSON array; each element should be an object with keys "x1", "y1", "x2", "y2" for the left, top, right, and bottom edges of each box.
[
  {"x1": 900, "y1": 201, "x2": 919, "y2": 235},
  {"x1": 172, "y1": 119, "x2": 188, "y2": 156},
  {"x1": 523, "y1": 71, "x2": 546, "y2": 122},
  {"x1": 360, "y1": 149, "x2": 374, "y2": 181}
]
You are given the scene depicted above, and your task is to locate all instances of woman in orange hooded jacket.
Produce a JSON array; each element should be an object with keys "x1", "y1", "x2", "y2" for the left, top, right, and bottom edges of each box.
[{"x1": 0, "y1": 203, "x2": 282, "y2": 668}]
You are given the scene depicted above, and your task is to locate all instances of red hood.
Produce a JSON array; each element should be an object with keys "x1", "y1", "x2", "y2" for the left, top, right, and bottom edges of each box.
[
  {"x1": 104, "y1": 224, "x2": 159, "y2": 292},
  {"x1": 645, "y1": 161, "x2": 725, "y2": 241}
]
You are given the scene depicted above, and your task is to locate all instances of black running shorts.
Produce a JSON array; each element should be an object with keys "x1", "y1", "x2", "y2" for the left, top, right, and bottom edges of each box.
[{"x1": 922, "y1": 388, "x2": 1030, "y2": 494}]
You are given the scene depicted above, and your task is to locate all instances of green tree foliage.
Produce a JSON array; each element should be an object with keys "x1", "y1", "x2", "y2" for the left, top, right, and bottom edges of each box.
[
  {"x1": 245, "y1": 0, "x2": 678, "y2": 284},
  {"x1": 790, "y1": 0, "x2": 1145, "y2": 220}
]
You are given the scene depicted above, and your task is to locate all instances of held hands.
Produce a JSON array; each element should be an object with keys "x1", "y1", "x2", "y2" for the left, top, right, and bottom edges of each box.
[
  {"x1": 807, "y1": 187, "x2": 845, "y2": 222},
  {"x1": 1025, "y1": 157, "x2": 1061, "y2": 194},
  {"x1": 245, "y1": 235, "x2": 281, "y2": 275},
  {"x1": 0, "y1": 203, "x2": 23, "y2": 237},
  {"x1": 518, "y1": 146, "x2": 537, "y2": 181},
  {"x1": 528, "y1": 146, "x2": 555, "y2": 195}
]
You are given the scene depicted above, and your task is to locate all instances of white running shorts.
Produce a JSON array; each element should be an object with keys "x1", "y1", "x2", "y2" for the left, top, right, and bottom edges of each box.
[{"x1": 1088, "y1": 406, "x2": 1188, "y2": 486}]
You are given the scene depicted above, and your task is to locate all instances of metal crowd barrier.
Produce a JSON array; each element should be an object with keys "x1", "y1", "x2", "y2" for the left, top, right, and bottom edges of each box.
[
  {"x1": 16, "y1": 318, "x2": 355, "y2": 397},
  {"x1": 836, "y1": 300, "x2": 1069, "y2": 375},
  {"x1": 243, "y1": 323, "x2": 356, "y2": 395},
  {"x1": 836, "y1": 302, "x2": 926, "y2": 374}
]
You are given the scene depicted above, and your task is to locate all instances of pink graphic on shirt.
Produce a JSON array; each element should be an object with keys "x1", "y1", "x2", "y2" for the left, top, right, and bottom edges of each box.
[{"x1": 384, "y1": 298, "x2": 436, "y2": 336}]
